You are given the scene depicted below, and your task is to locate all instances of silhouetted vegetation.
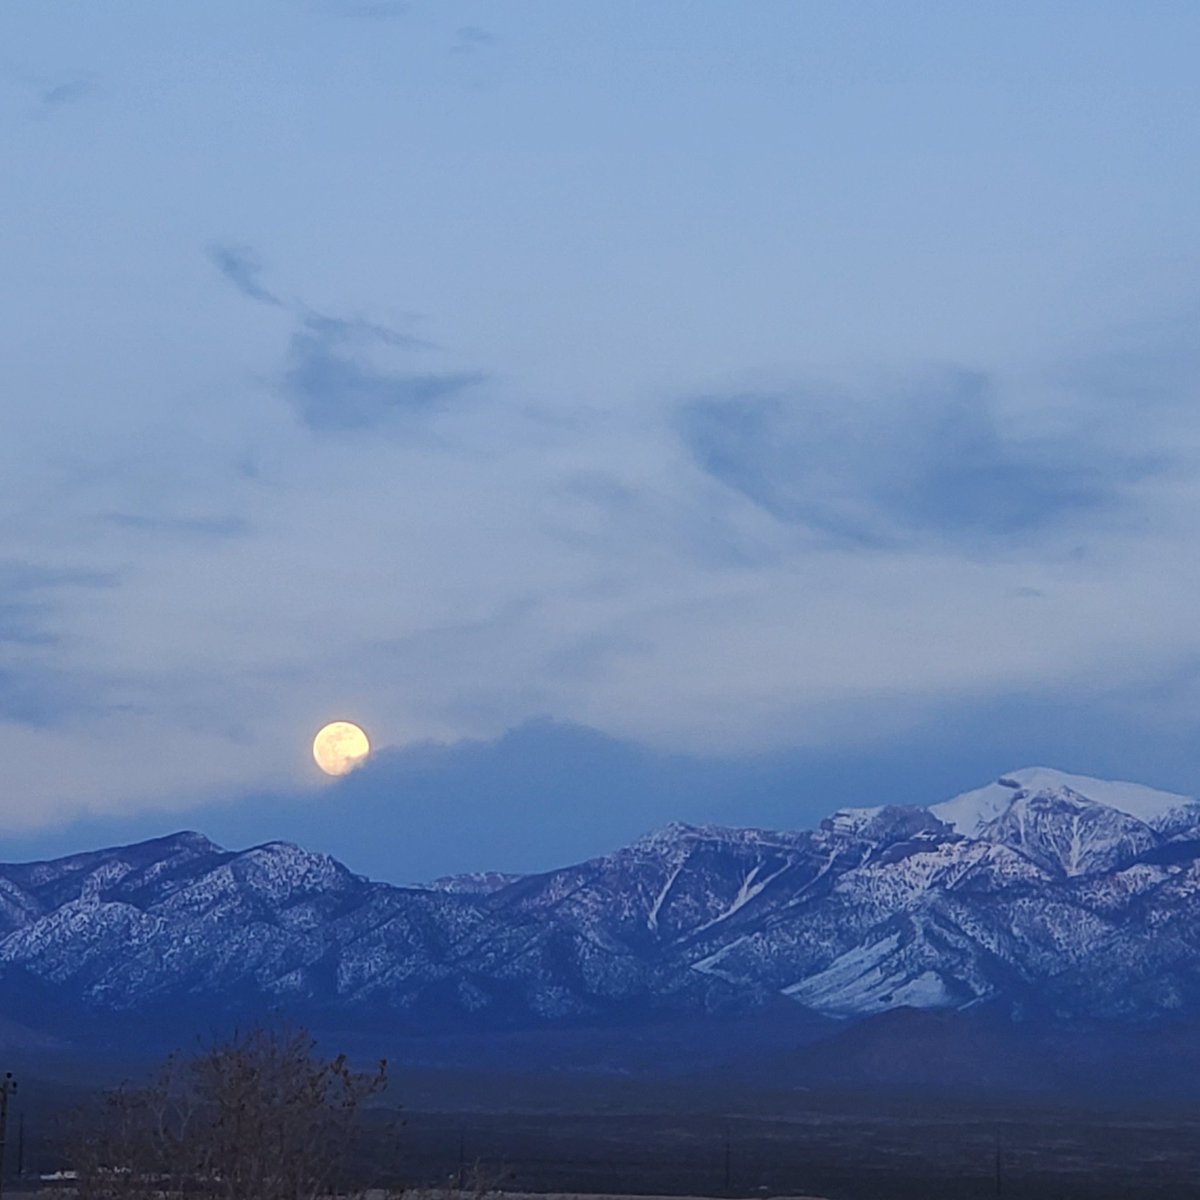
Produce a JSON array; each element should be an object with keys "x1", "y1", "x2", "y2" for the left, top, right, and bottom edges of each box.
[{"x1": 70, "y1": 1025, "x2": 387, "y2": 1200}]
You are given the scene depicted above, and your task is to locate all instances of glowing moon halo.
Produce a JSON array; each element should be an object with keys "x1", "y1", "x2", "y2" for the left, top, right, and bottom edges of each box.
[{"x1": 312, "y1": 721, "x2": 370, "y2": 777}]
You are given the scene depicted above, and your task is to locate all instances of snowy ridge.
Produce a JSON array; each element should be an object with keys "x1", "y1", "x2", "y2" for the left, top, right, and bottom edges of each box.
[
  {"x1": 424, "y1": 871, "x2": 525, "y2": 895},
  {"x1": 931, "y1": 766, "x2": 1196, "y2": 836},
  {"x1": 5, "y1": 768, "x2": 1200, "y2": 1028}
]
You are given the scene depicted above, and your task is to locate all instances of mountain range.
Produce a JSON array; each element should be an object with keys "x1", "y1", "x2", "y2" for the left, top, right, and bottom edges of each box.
[{"x1": 4, "y1": 766, "x2": 1200, "y2": 1049}]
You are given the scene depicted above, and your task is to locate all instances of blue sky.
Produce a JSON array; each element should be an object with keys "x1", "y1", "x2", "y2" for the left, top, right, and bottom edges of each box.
[{"x1": 3, "y1": 1, "x2": 1200, "y2": 881}]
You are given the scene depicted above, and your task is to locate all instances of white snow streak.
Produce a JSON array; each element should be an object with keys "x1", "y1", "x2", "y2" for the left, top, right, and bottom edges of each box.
[
  {"x1": 1068, "y1": 814, "x2": 1083, "y2": 877},
  {"x1": 646, "y1": 862, "x2": 684, "y2": 932},
  {"x1": 690, "y1": 861, "x2": 790, "y2": 936}
]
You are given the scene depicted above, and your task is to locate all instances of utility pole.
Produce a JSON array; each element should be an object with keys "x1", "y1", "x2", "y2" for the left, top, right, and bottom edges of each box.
[{"x1": 0, "y1": 1072, "x2": 16, "y2": 1200}]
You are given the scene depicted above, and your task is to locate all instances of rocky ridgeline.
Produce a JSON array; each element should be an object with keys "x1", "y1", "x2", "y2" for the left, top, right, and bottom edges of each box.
[{"x1": 3, "y1": 767, "x2": 1200, "y2": 1027}]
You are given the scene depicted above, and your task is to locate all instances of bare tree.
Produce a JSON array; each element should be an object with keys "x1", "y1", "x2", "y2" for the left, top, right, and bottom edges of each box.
[{"x1": 71, "y1": 1024, "x2": 388, "y2": 1200}]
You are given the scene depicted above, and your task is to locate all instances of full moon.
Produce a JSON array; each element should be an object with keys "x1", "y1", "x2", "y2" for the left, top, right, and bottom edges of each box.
[{"x1": 312, "y1": 721, "x2": 370, "y2": 776}]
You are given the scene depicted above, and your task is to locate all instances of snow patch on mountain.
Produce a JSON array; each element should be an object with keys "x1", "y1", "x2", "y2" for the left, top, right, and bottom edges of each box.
[
  {"x1": 824, "y1": 807, "x2": 884, "y2": 836},
  {"x1": 425, "y1": 871, "x2": 525, "y2": 895},
  {"x1": 783, "y1": 932, "x2": 956, "y2": 1016},
  {"x1": 6, "y1": 768, "x2": 1200, "y2": 1028},
  {"x1": 980, "y1": 789, "x2": 1160, "y2": 878},
  {"x1": 933, "y1": 767, "x2": 1195, "y2": 836}
]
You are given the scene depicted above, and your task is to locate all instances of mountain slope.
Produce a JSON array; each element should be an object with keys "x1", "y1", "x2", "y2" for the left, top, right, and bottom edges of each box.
[{"x1": 4, "y1": 767, "x2": 1200, "y2": 1033}]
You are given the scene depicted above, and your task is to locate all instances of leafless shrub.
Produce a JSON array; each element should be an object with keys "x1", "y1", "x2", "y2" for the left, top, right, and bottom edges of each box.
[{"x1": 69, "y1": 1024, "x2": 388, "y2": 1200}]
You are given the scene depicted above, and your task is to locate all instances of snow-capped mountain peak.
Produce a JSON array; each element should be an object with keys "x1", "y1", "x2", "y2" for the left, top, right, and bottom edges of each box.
[
  {"x1": 930, "y1": 766, "x2": 1196, "y2": 837},
  {"x1": 7, "y1": 767, "x2": 1200, "y2": 1031}
]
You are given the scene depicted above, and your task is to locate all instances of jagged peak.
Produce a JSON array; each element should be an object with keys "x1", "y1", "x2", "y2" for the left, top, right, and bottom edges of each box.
[
  {"x1": 823, "y1": 804, "x2": 952, "y2": 844},
  {"x1": 233, "y1": 839, "x2": 357, "y2": 878},
  {"x1": 425, "y1": 870, "x2": 525, "y2": 895},
  {"x1": 823, "y1": 806, "x2": 884, "y2": 836},
  {"x1": 628, "y1": 820, "x2": 805, "y2": 855}
]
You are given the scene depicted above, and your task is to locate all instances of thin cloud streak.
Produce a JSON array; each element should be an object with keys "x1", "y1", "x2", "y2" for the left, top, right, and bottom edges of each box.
[
  {"x1": 207, "y1": 244, "x2": 284, "y2": 308},
  {"x1": 301, "y1": 311, "x2": 432, "y2": 351},
  {"x1": 282, "y1": 329, "x2": 486, "y2": 432}
]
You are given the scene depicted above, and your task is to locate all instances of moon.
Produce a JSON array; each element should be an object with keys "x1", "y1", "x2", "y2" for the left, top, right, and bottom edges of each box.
[{"x1": 312, "y1": 721, "x2": 370, "y2": 776}]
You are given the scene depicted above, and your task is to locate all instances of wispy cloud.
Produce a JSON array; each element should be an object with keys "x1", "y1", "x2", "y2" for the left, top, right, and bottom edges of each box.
[
  {"x1": 283, "y1": 327, "x2": 486, "y2": 432},
  {"x1": 452, "y1": 25, "x2": 496, "y2": 54},
  {"x1": 0, "y1": 659, "x2": 122, "y2": 726},
  {"x1": 0, "y1": 562, "x2": 119, "y2": 648},
  {"x1": 0, "y1": 564, "x2": 120, "y2": 723},
  {"x1": 206, "y1": 244, "x2": 478, "y2": 433},
  {"x1": 39, "y1": 78, "x2": 95, "y2": 110},
  {"x1": 677, "y1": 369, "x2": 1163, "y2": 552},
  {"x1": 207, "y1": 244, "x2": 284, "y2": 307},
  {"x1": 301, "y1": 311, "x2": 431, "y2": 351},
  {"x1": 1054, "y1": 307, "x2": 1200, "y2": 408},
  {"x1": 0, "y1": 564, "x2": 118, "y2": 593},
  {"x1": 0, "y1": 664, "x2": 75, "y2": 725},
  {"x1": 0, "y1": 604, "x2": 56, "y2": 647}
]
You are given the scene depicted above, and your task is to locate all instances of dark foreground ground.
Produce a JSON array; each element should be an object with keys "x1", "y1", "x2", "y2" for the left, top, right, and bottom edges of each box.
[
  {"x1": 9, "y1": 1089, "x2": 1200, "y2": 1199},
  {"x1": 10, "y1": 1007, "x2": 1200, "y2": 1199},
  {"x1": 383, "y1": 1103, "x2": 1200, "y2": 1200}
]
